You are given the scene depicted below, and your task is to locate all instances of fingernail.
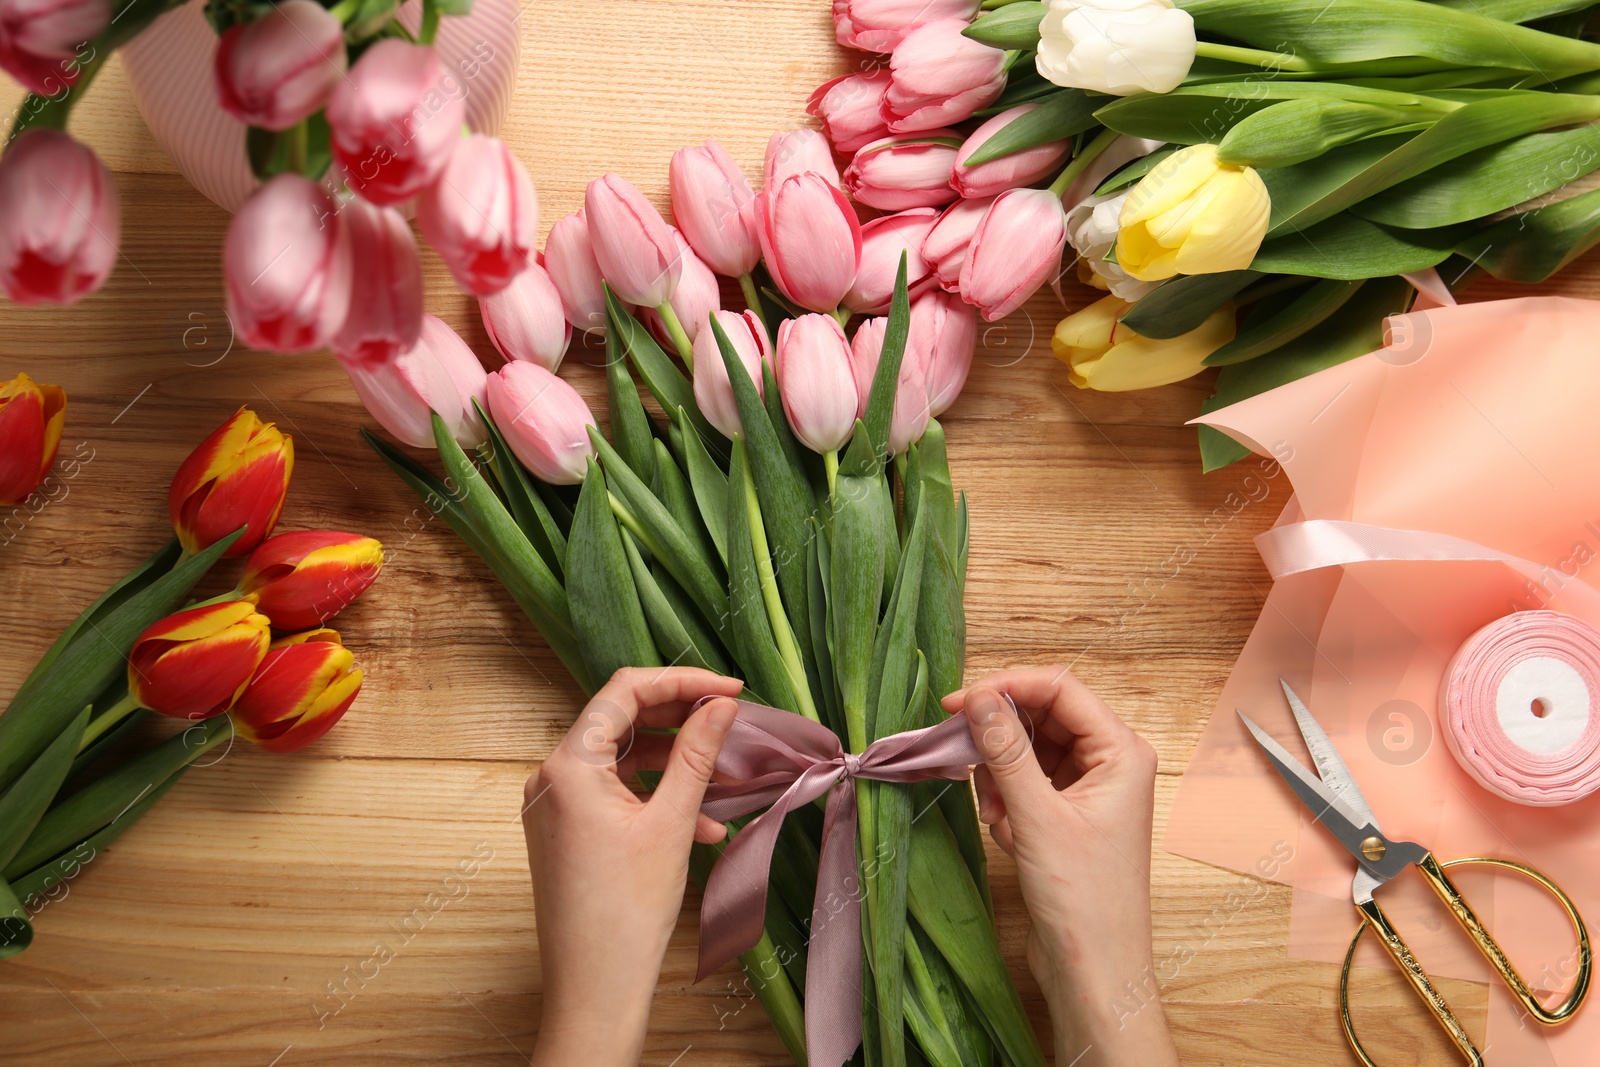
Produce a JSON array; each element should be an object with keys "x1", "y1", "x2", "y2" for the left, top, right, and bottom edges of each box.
[{"x1": 707, "y1": 698, "x2": 737, "y2": 735}]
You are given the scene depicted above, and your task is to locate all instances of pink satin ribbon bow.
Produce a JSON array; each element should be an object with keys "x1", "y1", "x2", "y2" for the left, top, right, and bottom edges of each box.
[{"x1": 694, "y1": 700, "x2": 982, "y2": 1067}]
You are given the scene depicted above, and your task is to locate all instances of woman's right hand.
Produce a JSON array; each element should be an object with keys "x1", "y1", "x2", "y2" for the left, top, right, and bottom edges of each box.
[{"x1": 943, "y1": 667, "x2": 1179, "y2": 1067}]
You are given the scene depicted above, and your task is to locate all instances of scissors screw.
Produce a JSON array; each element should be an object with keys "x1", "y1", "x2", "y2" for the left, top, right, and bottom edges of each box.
[{"x1": 1360, "y1": 836, "x2": 1387, "y2": 862}]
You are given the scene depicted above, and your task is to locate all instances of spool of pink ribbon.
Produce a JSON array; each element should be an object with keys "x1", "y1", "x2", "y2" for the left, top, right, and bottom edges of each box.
[{"x1": 1441, "y1": 610, "x2": 1600, "y2": 806}]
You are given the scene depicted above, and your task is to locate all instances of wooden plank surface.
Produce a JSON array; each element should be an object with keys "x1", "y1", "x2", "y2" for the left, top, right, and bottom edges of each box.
[{"x1": 5, "y1": 2, "x2": 1598, "y2": 1063}]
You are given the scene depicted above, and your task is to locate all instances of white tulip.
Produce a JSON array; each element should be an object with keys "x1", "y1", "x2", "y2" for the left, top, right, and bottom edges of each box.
[
  {"x1": 1036, "y1": 0, "x2": 1196, "y2": 96},
  {"x1": 1065, "y1": 192, "x2": 1160, "y2": 302}
]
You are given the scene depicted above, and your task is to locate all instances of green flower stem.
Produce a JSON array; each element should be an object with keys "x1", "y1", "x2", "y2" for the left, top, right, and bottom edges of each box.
[
  {"x1": 737, "y1": 273, "x2": 768, "y2": 333},
  {"x1": 327, "y1": 0, "x2": 361, "y2": 20},
  {"x1": 656, "y1": 301, "x2": 695, "y2": 370},
  {"x1": 76, "y1": 694, "x2": 140, "y2": 752},
  {"x1": 824, "y1": 449, "x2": 839, "y2": 498},
  {"x1": 1193, "y1": 41, "x2": 1314, "y2": 71},
  {"x1": 419, "y1": 0, "x2": 441, "y2": 45},
  {"x1": 188, "y1": 589, "x2": 244, "y2": 610},
  {"x1": 741, "y1": 460, "x2": 820, "y2": 723},
  {"x1": 285, "y1": 119, "x2": 309, "y2": 175},
  {"x1": 1047, "y1": 126, "x2": 1121, "y2": 199},
  {"x1": 831, "y1": 306, "x2": 852, "y2": 329}
]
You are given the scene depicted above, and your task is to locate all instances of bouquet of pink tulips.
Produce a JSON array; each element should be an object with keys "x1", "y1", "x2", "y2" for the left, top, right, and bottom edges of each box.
[
  {"x1": 0, "y1": 0, "x2": 527, "y2": 338},
  {"x1": 364, "y1": 125, "x2": 1042, "y2": 1061}
]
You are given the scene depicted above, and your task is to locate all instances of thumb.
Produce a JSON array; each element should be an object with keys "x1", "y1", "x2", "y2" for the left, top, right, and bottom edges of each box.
[
  {"x1": 964, "y1": 687, "x2": 1057, "y2": 817},
  {"x1": 650, "y1": 697, "x2": 738, "y2": 834}
]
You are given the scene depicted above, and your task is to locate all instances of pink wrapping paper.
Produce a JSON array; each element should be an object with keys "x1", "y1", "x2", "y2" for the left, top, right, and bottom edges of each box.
[{"x1": 1165, "y1": 297, "x2": 1600, "y2": 1064}]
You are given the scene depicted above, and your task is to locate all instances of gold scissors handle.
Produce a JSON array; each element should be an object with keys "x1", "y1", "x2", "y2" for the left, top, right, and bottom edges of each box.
[{"x1": 1339, "y1": 856, "x2": 1593, "y2": 1066}]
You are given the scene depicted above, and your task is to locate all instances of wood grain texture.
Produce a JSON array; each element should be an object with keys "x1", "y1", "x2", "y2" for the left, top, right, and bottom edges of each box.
[{"x1": 11, "y1": 0, "x2": 1595, "y2": 1062}]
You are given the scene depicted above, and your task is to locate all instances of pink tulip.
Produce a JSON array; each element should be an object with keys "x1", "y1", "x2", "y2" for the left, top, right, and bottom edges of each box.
[
  {"x1": 326, "y1": 40, "x2": 463, "y2": 207},
  {"x1": 884, "y1": 19, "x2": 1006, "y2": 133},
  {"x1": 644, "y1": 231, "x2": 720, "y2": 349},
  {"x1": 485, "y1": 360, "x2": 597, "y2": 485},
  {"x1": 889, "y1": 343, "x2": 932, "y2": 454},
  {"x1": 415, "y1": 314, "x2": 490, "y2": 448},
  {"x1": 544, "y1": 211, "x2": 608, "y2": 333},
  {"x1": 669, "y1": 140, "x2": 760, "y2": 277},
  {"x1": 480, "y1": 257, "x2": 570, "y2": 371},
  {"x1": 843, "y1": 208, "x2": 937, "y2": 315},
  {"x1": 0, "y1": 0, "x2": 106, "y2": 96},
  {"x1": 224, "y1": 174, "x2": 350, "y2": 352},
  {"x1": 848, "y1": 317, "x2": 885, "y2": 422},
  {"x1": 778, "y1": 314, "x2": 857, "y2": 454},
  {"x1": 960, "y1": 187, "x2": 1067, "y2": 322},
  {"x1": 807, "y1": 71, "x2": 892, "y2": 155},
  {"x1": 331, "y1": 198, "x2": 422, "y2": 368},
  {"x1": 910, "y1": 290, "x2": 977, "y2": 416},
  {"x1": 765, "y1": 128, "x2": 841, "y2": 190},
  {"x1": 418, "y1": 134, "x2": 538, "y2": 296},
  {"x1": 694, "y1": 308, "x2": 770, "y2": 439},
  {"x1": 757, "y1": 173, "x2": 861, "y2": 314},
  {"x1": 921, "y1": 196, "x2": 992, "y2": 293},
  {"x1": 341, "y1": 320, "x2": 468, "y2": 449},
  {"x1": 848, "y1": 315, "x2": 930, "y2": 452},
  {"x1": 213, "y1": 0, "x2": 345, "y2": 131},
  {"x1": 0, "y1": 128, "x2": 117, "y2": 306},
  {"x1": 584, "y1": 173, "x2": 682, "y2": 309},
  {"x1": 833, "y1": 0, "x2": 980, "y2": 53},
  {"x1": 843, "y1": 132, "x2": 960, "y2": 212},
  {"x1": 952, "y1": 106, "x2": 1072, "y2": 198}
]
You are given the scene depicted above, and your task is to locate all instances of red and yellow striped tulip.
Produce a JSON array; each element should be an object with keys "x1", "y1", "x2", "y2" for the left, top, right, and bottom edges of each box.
[
  {"x1": 232, "y1": 629, "x2": 363, "y2": 753},
  {"x1": 240, "y1": 530, "x2": 385, "y2": 630},
  {"x1": 0, "y1": 372, "x2": 66, "y2": 506},
  {"x1": 169, "y1": 407, "x2": 293, "y2": 557},
  {"x1": 128, "y1": 601, "x2": 273, "y2": 720}
]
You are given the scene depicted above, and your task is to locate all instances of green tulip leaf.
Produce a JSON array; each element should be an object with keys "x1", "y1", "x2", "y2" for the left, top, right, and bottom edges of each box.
[
  {"x1": 1095, "y1": 92, "x2": 1274, "y2": 146},
  {"x1": 963, "y1": 1, "x2": 1044, "y2": 49},
  {"x1": 473, "y1": 400, "x2": 567, "y2": 579},
  {"x1": 1093, "y1": 147, "x2": 1177, "y2": 196},
  {"x1": 1354, "y1": 124, "x2": 1600, "y2": 228},
  {"x1": 1175, "y1": 0, "x2": 1600, "y2": 71},
  {"x1": 1205, "y1": 278, "x2": 1366, "y2": 365},
  {"x1": 1217, "y1": 99, "x2": 1437, "y2": 169},
  {"x1": 1119, "y1": 270, "x2": 1261, "y2": 339},
  {"x1": 1434, "y1": 0, "x2": 1595, "y2": 19},
  {"x1": 0, "y1": 707, "x2": 90, "y2": 872},
  {"x1": 849, "y1": 257, "x2": 914, "y2": 478},
  {"x1": 606, "y1": 289, "x2": 729, "y2": 464},
  {"x1": 964, "y1": 89, "x2": 1099, "y2": 166},
  {"x1": 0, "y1": 528, "x2": 240, "y2": 796},
  {"x1": 569, "y1": 461, "x2": 661, "y2": 682},
  {"x1": 1455, "y1": 184, "x2": 1600, "y2": 282},
  {"x1": 677, "y1": 407, "x2": 732, "y2": 569},
  {"x1": 1251, "y1": 214, "x2": 1465, "y2": 278},
  {"x1": 605, "y1": 328, "x2": 659, "y2": 486}
]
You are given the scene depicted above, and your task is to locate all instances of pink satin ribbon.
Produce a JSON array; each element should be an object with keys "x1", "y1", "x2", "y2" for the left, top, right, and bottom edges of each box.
[
  {"x1": 1442, "y1": 611, "x2": 1600, "y2": 806},
  {"x1": 1256, "y1": 518, "x2": 1600, "y2": 613},
  {"x1": 695, "y1": 700, "x2": 981, "y2": 1067}
]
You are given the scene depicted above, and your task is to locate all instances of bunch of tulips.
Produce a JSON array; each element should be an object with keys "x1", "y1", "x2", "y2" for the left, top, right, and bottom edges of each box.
[
  {"x1": 0, "y1": 0, "x2": 522, "y2": 340},
  {"x1": 370, "y1": 252, "x2": 1041, "y2": 1065},
  {"x1": 0, "y1": 406, "x2": 383, "y2": 959},
  {"x1": 819, "y1": 0, "x2": 1600, "y2": 467}
]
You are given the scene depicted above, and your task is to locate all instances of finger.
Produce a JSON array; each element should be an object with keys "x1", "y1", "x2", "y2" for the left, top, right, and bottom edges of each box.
[
  {"x1": 963, "y1": 686, "x2": 1059, "y2": 827},
  {"x1": 988, "y1": 815, "x2": 1016, "y2": 856},
  {"x1": 973, "y1": 667, "x2": 1138, "y2": 763},
  {"x1": 973, "y1": 765, "x2": 1005, "y2": 825},
  {"x1": 649, "y1": 696, "x2": 739, "y2": 834},
  {"x1": 584, "y1": 666, "x2": 745, "y2": 745},
  {"x1": 694, "y1": 813, "x2": 729, "y2": 844}
]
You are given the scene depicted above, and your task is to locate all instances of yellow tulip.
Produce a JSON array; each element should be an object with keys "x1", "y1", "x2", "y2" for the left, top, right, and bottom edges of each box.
[
  {"x1": 1116, "y1": 144, "x2": 1270, "y2": 281},
  {"x1": 1053, "y1": 294, "x2": 1236, "y2": 392}
]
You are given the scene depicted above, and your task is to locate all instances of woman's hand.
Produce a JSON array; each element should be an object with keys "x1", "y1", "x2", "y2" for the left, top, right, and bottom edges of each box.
[
  {"x1": 943, "y1": 667, "x2": 1179, "y2": 1067},
  {"x1": 524, "y1": 667, "x2": 744, "y2": 1067}
]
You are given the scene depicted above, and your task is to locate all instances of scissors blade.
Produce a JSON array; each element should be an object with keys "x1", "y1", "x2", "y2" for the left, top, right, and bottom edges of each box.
[
  {"x1": 1237, "y1": 711, "x2": 1388, "y2": 873},
  {"x1": 1279, "y1": 679, "x2": 1382, "y2": 834}
]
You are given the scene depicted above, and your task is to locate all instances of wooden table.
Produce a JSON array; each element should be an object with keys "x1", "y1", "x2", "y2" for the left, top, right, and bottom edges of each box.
[{"x1": 4, "y1": 3, "x2": 1595, "y2": 1063}]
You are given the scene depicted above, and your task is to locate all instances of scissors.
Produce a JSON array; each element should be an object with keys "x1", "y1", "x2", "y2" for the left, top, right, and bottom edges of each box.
[{"x1": 1239, "y1": 681, "x2": 1593, "y2": 1066}]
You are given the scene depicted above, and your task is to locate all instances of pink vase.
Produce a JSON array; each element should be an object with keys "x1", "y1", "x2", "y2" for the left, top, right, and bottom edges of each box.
[{"x1": 121, "y1": 0, "x2": 521, "y2": 214}]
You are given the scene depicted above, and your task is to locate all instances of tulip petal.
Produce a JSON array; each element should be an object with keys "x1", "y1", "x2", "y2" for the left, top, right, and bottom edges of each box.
[{"x1": 1120, "y1": 144, "x2": 1222, "y2": 226}]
